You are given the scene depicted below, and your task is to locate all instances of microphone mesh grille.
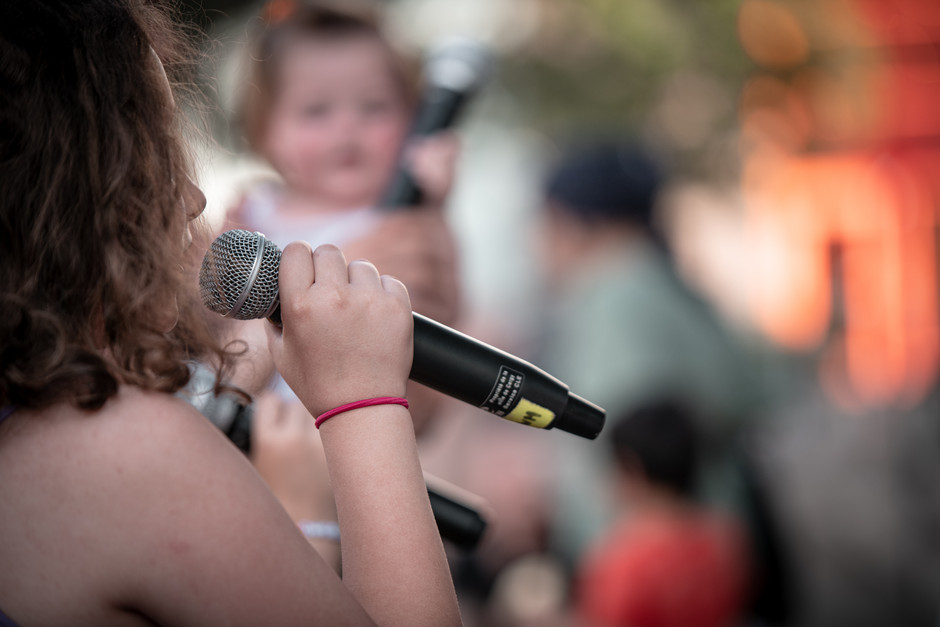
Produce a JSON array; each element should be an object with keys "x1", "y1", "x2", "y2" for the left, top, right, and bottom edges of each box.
[
  {"x1": 199, "y1": 229, "x2": 282, "y2": 320},
  {"x1": 426, "y1": 38, "x2": 490, "y2": 92}
]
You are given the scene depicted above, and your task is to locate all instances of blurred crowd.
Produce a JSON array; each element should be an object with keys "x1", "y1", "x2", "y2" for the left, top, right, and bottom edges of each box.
[{"x1": 194, "y1": 1, "x2": 940, "y2": 626}]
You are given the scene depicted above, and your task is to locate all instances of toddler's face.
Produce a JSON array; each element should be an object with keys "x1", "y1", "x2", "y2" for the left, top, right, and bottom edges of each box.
[{"x1": 262, "y1": 36, "x2": 410, "y2": 208}]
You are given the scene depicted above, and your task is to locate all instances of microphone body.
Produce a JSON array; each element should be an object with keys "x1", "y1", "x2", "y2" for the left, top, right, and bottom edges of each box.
[
  {"x1": 378, "y1": 39, "x2": 490, "y2": 210},
  {"x1": 199, "y1": 229, "x2": 606, "y2": 440},
  {"x1": 411, "y1": 314, "x2": 604, "y2": 438}
]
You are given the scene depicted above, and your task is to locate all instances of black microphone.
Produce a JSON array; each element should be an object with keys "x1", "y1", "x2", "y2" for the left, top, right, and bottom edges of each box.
[
  {"x1": 199, "y1": 229, "x2": 606, "y2": 440},
  {"x1": 377, "y1": 38, "x2": 490, "y2": 210}
]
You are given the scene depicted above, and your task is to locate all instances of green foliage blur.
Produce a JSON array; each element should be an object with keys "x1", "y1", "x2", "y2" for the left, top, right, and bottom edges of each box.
[{"x1": 506, "y1": 1, "x2": 746, "y2": 127}]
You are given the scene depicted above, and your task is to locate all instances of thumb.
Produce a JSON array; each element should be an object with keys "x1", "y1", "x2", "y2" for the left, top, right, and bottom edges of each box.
[{"x1": 406, "y1": 132, "x2": 459, "y2": 208}]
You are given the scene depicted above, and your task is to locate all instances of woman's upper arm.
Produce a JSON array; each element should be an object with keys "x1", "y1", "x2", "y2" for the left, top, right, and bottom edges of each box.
[{"x1": 102, "y1": 394, "x2": 373, "y2": 626}]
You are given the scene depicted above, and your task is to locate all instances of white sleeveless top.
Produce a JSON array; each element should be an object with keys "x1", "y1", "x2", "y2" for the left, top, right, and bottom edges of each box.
[{"x1": 239, "y1": 181, "x2": 382, "y2": 251}]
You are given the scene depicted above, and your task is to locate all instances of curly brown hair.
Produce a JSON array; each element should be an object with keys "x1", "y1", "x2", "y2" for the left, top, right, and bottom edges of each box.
[{"x1": 0, "y1": 0, "x2": 230, "y2": 411}]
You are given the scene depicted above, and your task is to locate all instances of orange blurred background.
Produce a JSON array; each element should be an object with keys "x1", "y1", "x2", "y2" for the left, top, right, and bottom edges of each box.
[{"x1": 738, "y1": 0, "x2": 940, "y2": 410}]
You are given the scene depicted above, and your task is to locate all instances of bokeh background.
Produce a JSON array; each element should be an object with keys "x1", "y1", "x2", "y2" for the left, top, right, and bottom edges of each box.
[
  {"x1": 176, "y1": 1, "x2": 940, "y2": 625},
  {"x1": 182, "y1": 0, "x2": 940, "y2": 414}
]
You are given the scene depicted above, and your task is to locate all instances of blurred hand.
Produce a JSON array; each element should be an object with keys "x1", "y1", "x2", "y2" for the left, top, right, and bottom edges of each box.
[
  {"x1": 405, "y1": 132, "x2": 460, "y2": 209},
  {"x1": 344, "y1": 130, "x2": 462, "y2": 326},
  {"x1": 250, "y1": 389, "x2": 341, "y2": 571},
  {"x1": 250, "y1": 390, "x2": 334, "y2": 523},
  {"x1": 342, "y1": 210, "x2": 460, "y2": 326}
]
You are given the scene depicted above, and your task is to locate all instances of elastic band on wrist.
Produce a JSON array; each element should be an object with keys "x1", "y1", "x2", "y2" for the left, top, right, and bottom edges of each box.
[
  {"x1": 314, "y1": 396, "x2": 409, "y2": 429},
  {"x1": 298, "y1": 520, "x2": 341, "y2": 542}
]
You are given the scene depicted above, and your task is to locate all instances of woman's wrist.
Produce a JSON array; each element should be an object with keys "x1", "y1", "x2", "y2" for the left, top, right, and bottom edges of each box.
[{"x1": 314, "y1": 396, "x2": 409, "y2": 429}]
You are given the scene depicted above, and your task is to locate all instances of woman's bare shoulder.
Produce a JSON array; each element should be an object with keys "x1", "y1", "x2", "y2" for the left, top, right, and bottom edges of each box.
[
  {"x1": 0, "y1": 386, "x2": 208, "y2": 468},
  {"x1": 0, "y1": 385, "x2": 254, "y2": 541},
  {"x1": 0, "y1": 386, "x2": 233, "y2": 472},
  {"x1": 87, "y1": 385, "x2": 234, "y2": 456},
  {"x1": 0, "y1": 386, "x2": 364, "y2": 625}
]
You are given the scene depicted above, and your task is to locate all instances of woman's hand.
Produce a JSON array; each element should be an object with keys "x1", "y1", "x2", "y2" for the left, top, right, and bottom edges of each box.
[{"x1": 265, "y1": 243, "x2": 414, "y2": 418}]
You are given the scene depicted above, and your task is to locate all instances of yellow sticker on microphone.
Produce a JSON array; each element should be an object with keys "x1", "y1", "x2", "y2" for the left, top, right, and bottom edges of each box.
[{"x1": 505, "y1": 398, "x2": 555, "y2": 429}]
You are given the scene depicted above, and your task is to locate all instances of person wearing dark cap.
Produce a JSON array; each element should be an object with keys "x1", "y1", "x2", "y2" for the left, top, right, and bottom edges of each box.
[
  {"x1": 534, "y1": 138, "x2": 754, "y2": 573},
  {"x1": 545, "y1": 140, "x2": 662, "y2": 228}
]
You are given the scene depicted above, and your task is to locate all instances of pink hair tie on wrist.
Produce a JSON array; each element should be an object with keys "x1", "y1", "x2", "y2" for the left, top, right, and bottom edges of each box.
[{"x1": 314, "y1": 396, "x2": 410, "y2": 429}]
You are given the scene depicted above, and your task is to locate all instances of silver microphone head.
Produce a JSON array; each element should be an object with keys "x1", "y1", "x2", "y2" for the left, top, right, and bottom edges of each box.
[
  {"x1": 199, "y1": 229, "x2": 281, "y2": 320},
  {"x1": 425, "y1": 37, "x2": 491, "y2": 94}
]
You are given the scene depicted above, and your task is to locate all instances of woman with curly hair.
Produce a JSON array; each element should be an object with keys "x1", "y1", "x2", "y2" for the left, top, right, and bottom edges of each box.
[{"x1": 0, "y1": 1, "x2": 460, "y2": 625}]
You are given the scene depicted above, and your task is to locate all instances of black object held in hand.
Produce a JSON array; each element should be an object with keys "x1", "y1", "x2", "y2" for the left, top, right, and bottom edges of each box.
[
  {"x1": 199, "y1": 229, "x2": 606, "y2": 440},
  {"x1": 377, "y1": 38, "x2": 490, "y2": 210},
  {"x1": 426, "y1": 484, "x2": 488, "y2": 550}
]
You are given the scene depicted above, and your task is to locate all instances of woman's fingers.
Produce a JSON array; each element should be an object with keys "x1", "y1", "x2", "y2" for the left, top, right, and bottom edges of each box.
[
  {"x1": 278, "y1": 241, "x2": 315, "y2": 302},
  {"x1": 381, "y1": 274, "x2": 411, "y2": 305},
  {"x1": 311, "y1": 244, "x2": 348, "y2": 288},
  {"x1": 347, "y1": 259, "x2": 381, "y2": 285},
  {"x1": 268, "y1": 241, "x2": 414, "y2": 416}
]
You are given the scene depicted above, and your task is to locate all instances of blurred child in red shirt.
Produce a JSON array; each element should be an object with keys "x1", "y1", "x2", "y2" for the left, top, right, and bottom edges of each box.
[{"x1": 575, "y1": 400, "x2": 750, "y2": 627}]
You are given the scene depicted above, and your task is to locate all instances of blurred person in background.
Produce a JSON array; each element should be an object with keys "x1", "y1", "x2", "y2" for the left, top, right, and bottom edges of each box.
[
  {"x1": 516, "y1": 137, "x2": 802, "y2": 627},
  {"x1": 230, "y1": 0, "x2": 459, "y2": 325},
  {"x1": 574, "y1": 400, "x2": 750, "y2": 627},
  {"x1": 431, "y1": 137, "x2": 771, "y2": 627},
  {"x1": 533, "y1": 138, "x2": 755, "y2": 567},
  {"x1": 218, "y1": 0, "x2": 462, "y2": 419}
]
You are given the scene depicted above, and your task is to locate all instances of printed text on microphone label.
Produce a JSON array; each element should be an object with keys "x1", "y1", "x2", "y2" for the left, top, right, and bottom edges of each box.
[{"x1": 481, "y1": 366, "x2": 524, "y2": 417}]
